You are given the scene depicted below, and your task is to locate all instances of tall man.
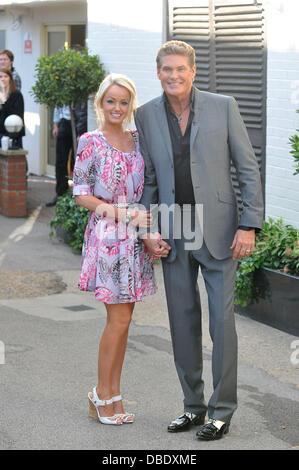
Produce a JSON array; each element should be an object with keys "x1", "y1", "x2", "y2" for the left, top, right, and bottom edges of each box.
[{"x1": 135, "y1": 41, "x2": 264, "y2": 441}]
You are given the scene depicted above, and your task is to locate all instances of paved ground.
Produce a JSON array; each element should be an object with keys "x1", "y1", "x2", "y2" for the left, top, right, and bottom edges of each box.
[{"x1": 0, "y1": 176, "x2": 298, "y2": 452}]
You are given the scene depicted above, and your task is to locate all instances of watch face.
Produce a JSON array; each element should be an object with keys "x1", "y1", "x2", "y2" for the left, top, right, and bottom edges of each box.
[{"x1": 124, "y1": 213, "x2": 132, "y2": 224}]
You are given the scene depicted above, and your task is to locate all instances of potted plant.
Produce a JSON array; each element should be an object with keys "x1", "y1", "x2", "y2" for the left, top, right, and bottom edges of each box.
[
  {"x1": 32, "y1": 47, "x2": 105, "y2": 247},
  {"x1": 31, "y1": 46, "x2": 106, "y2": 153},
  {"x1": 49, "y1": 190, "x2": 89, "y2": 253},
  {"x1": 235, "y1": 108, "x2": 299, "y2": 335},
  {"x1": 234, "y1": 218, "x2": 299, "y2": 335}
]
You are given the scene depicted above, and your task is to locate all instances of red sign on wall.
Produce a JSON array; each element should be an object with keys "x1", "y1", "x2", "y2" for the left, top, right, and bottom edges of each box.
[{"x1": 24, "y1": 39, "x2": 32, "y2": 54}]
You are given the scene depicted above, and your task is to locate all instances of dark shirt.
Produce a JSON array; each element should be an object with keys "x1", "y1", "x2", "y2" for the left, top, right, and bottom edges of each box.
[
  {"x1": 0, "y1": 90, "x2": 25, "y2": 138},
  {"x1": 164, "y1": 86, "x2": 257, "y2": 232},
  {"x1": 75, "y1": 102, "x2": 87, "y2": 137},
  {"x1": 164, "y1": 86, "x2": 195, "y2": 206}
]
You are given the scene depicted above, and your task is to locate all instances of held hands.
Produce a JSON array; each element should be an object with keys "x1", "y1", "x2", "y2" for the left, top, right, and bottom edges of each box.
[
  {"x1": 230, "y1": 229, "x2": 255, "y2": 260},
  {"x1": 52, "y1": 123, "x2": 58, "y2": 139},
  {"x1": 142, "y1": 232, "x2": 171, "y2": 259}
]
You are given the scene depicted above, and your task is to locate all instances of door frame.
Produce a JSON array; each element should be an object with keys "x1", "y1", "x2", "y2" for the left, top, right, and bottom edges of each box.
[{"x1": 40, "y1": 25, "x2": 70, "y2": 176}]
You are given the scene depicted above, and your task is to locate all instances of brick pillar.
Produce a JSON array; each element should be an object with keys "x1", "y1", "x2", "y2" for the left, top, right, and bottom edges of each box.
[{"x1": 0, "y1": 149, "x2": 28, "y2": 217}]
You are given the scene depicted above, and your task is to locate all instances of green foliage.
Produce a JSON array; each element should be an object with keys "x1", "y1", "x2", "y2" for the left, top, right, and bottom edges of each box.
[
  {"x1": 49, "y1": 191, "x2": 90, "y2": 253},
  {"x1": 289, "y1": 110, "x2": 299, "y2": 175},
  {"x1": 31, "y1": 47, "x2": 106, "y2": 108},
  {"x1": 234, "y1": 218, "x2": 299, "y2": 307}
]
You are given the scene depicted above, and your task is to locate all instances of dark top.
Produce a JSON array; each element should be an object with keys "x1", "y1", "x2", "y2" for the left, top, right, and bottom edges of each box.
[
  {"x1": 164, "y1": 86, "x2": 257, "y2": 232},
  {"x1": 75, "y1": 102, "x2": 87, "y2": 137},
  {"x1": 164, "y1": 86, "x2": 195, "y2": 206},
  {"x1": 0, "y1": 90, "x2": 25, "y2": 137}
]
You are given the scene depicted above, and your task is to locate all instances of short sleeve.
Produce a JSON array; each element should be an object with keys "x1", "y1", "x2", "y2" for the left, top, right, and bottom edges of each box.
[{"x1": 73, "y1": 132, "x2": 96, "y2": 196}]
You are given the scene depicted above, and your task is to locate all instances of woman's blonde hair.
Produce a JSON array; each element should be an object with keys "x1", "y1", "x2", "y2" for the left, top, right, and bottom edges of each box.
[{"x1": 94, "y1": 73, "x2": 137, "y2": 128}]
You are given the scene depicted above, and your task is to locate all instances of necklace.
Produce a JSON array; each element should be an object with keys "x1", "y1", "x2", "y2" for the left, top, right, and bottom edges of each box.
[{"x1": 171, "y1": 102, "x2": 190, "y2": 123}]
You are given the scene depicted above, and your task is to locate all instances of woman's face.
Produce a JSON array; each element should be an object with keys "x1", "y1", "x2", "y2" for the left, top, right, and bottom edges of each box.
[
  {"x1": 0, "y1": 71, "x2": 10, "y2": 90},
  {"x1": 100, "y1": 84, "x2": 131, "y2": 126}
]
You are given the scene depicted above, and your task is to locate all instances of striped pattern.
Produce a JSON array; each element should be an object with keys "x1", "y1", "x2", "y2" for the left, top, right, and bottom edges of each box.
[{"x1": 168, "y1": 0, "x2": 266, "y2": 209}]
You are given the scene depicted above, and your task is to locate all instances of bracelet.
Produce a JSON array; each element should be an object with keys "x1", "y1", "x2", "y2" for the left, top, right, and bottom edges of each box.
[{"x1": 110, "y1": 203, "x2": 129, "y2": 209}]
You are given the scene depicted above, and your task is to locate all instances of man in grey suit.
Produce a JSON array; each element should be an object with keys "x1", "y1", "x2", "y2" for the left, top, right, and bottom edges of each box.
[{"x1": 135, "y1": 40, "x2": 264, "y2": 441}]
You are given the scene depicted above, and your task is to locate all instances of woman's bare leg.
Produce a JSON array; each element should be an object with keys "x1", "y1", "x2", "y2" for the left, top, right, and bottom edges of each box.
[
  {"x1": 111, "y1": 303, "x2": 135, "y2": 413},
  {"x1": 94, "y1": 302, "x2": 134, "y2": 417}
]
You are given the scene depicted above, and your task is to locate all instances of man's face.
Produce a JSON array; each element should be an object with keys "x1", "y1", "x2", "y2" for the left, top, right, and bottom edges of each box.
[
  {"x1": 0, "y1": 54, "x2": 12, "y2": 70},
  {"x1": 157, "y1": 54, "x2": 196, "y2": 100}
]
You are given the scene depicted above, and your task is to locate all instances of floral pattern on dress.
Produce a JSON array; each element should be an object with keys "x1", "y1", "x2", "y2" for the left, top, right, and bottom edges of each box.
[{"x1": 72, "y1": 129, "x2": 157, "y2": 304}]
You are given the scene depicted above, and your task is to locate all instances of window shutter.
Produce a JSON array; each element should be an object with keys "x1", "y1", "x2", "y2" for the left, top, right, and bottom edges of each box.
[
  {"x1": 168, "y1": 1, "x2": 212, "y2": 90},
  {"x1": 168, "y1": 0, "x2": 266, "y2": 210},
  {"x1": 213, "y1": 0, "x2": 266, "y2": 208}
]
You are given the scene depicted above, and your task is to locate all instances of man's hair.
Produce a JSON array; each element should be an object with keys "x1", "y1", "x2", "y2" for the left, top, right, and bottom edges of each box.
[
  {"x1": 156, "y1": 40, "x2": 196, "y2": 69},
  {"x1": 0, "y1": 68, "x2": 16, "y2": 95},
  {"x1": 0, "y1": 49, "x2": 14, "y2": 62}
]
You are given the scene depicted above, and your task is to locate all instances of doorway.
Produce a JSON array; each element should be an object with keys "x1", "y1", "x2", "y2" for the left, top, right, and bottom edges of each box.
[{"x1": 44, "y1": 24, "x2": 86, "y2": 176}]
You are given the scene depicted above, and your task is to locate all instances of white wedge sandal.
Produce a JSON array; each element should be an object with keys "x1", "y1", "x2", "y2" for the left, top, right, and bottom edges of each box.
[
  {"x1": 88, "y1": 387, "x2": 123, "y2": 425},
  {"x1": 112, "y1": 395, "x2": 135, "y2": 423}
]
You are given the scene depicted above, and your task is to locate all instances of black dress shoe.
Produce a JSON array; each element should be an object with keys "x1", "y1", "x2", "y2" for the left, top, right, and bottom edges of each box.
[
  {"x1": 168, "y1": 412, "x2": 205, "y2": 433},
  {"x1": 196, "y1": 419, "x2": 229, "y2": 441},
  {"x1": 46, "y1": 196, "x2": 58, "y2": 207}
]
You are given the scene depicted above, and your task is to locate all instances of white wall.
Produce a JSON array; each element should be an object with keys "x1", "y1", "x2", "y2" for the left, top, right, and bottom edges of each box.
[
  {"x1": 265, "y1": 0, "x2": 299, "y2": 228},
  {"x1": 1, "y1": 2, "x2": 86, "y2": 175},
  {"x1": 87, "y1": 0, "x2": 166, "y2": 129}
]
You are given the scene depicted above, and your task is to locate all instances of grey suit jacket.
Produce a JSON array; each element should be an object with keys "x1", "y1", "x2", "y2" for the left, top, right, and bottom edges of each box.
[{"x1": 135, "y1": 87, "x2": 264, "y2": 261}]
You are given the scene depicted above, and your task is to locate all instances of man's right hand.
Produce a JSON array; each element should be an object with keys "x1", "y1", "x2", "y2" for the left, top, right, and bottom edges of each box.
[
  {"x1": 143, "y1": 232, "x2": 171, "y2": 259},
  {"x1": 52, "y1": 123, "x2": 58, "y2": 139}
]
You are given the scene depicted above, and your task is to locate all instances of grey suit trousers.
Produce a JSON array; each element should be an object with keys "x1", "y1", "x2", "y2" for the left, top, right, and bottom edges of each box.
[{"x1": 162, "y1": 207, "x2": 238, "y2": 423}]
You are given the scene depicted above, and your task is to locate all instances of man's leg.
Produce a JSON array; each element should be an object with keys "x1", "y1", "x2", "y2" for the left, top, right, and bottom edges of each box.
[
  {"x1": 55, "y1": 134, "x2": 73, "y2": 197},
  {"x1": 162, "y1": 247, "x2": 207, "y2": 417},
  {"x1": 194, "y1": 246, "x2": 238, "y2": 424}
]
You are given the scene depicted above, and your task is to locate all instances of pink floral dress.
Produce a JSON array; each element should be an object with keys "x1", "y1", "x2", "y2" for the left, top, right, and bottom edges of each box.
[{"x1": 72, "y1": 129, "x2": 157, "y2": 304}]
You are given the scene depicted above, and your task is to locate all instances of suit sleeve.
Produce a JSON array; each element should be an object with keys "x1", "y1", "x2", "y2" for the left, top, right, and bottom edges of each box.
[
  {"x1": 227, "y1": 97, "x2": 264, "y2": 229},
  {"x1": 135, "y1": 109, "x2": 159, "y2": 210}
]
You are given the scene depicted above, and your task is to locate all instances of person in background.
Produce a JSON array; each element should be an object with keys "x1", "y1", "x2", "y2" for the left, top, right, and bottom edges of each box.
[
  {"x1": 46, "y1": 105, "x2": 73, "y2": 206},
  {"x1": 0, "y1": 49, "x2": 22, "y2": 91},
  {"x1": 75, "y1": 102, "x2": 87, "y2": 141},
  {"x1": 0, "y1": 68, "x2": 24, "y2": 148},
  {"x1": 46, "y1": 101, "x2": 87, "y2": 207}
]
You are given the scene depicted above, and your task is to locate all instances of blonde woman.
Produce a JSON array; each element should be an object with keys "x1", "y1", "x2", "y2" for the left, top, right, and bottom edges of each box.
[{"x1": 73, "y1": 74, "x2": 157, "y2": 425}]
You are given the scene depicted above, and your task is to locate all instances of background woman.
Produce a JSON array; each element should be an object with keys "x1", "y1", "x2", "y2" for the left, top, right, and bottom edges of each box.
[
  {"x1": 73, "y1": 73, "x2": 157, "y2": 425},
  {"x1": 0, "y1": 68, "x2": 25, "y2": 147}
]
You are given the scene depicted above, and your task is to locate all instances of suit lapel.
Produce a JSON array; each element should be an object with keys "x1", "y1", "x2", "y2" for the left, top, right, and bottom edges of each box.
[
  {"x1": 190, "y1": 88, "x2": 206, "y2": 152},
  {"x1": 154, "y1": 96, "x2": 174, "y2": 164}
]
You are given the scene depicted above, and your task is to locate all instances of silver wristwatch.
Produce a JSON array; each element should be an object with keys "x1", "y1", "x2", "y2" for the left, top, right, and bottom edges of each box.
[{"x1": 123, "y1": 209, "x2": 132, "y2": 225}]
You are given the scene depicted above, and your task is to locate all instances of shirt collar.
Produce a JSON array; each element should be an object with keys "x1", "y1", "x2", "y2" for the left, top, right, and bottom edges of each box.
[{"x1": 163, "y1": 85, "x2": 195, "y2": 112}]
